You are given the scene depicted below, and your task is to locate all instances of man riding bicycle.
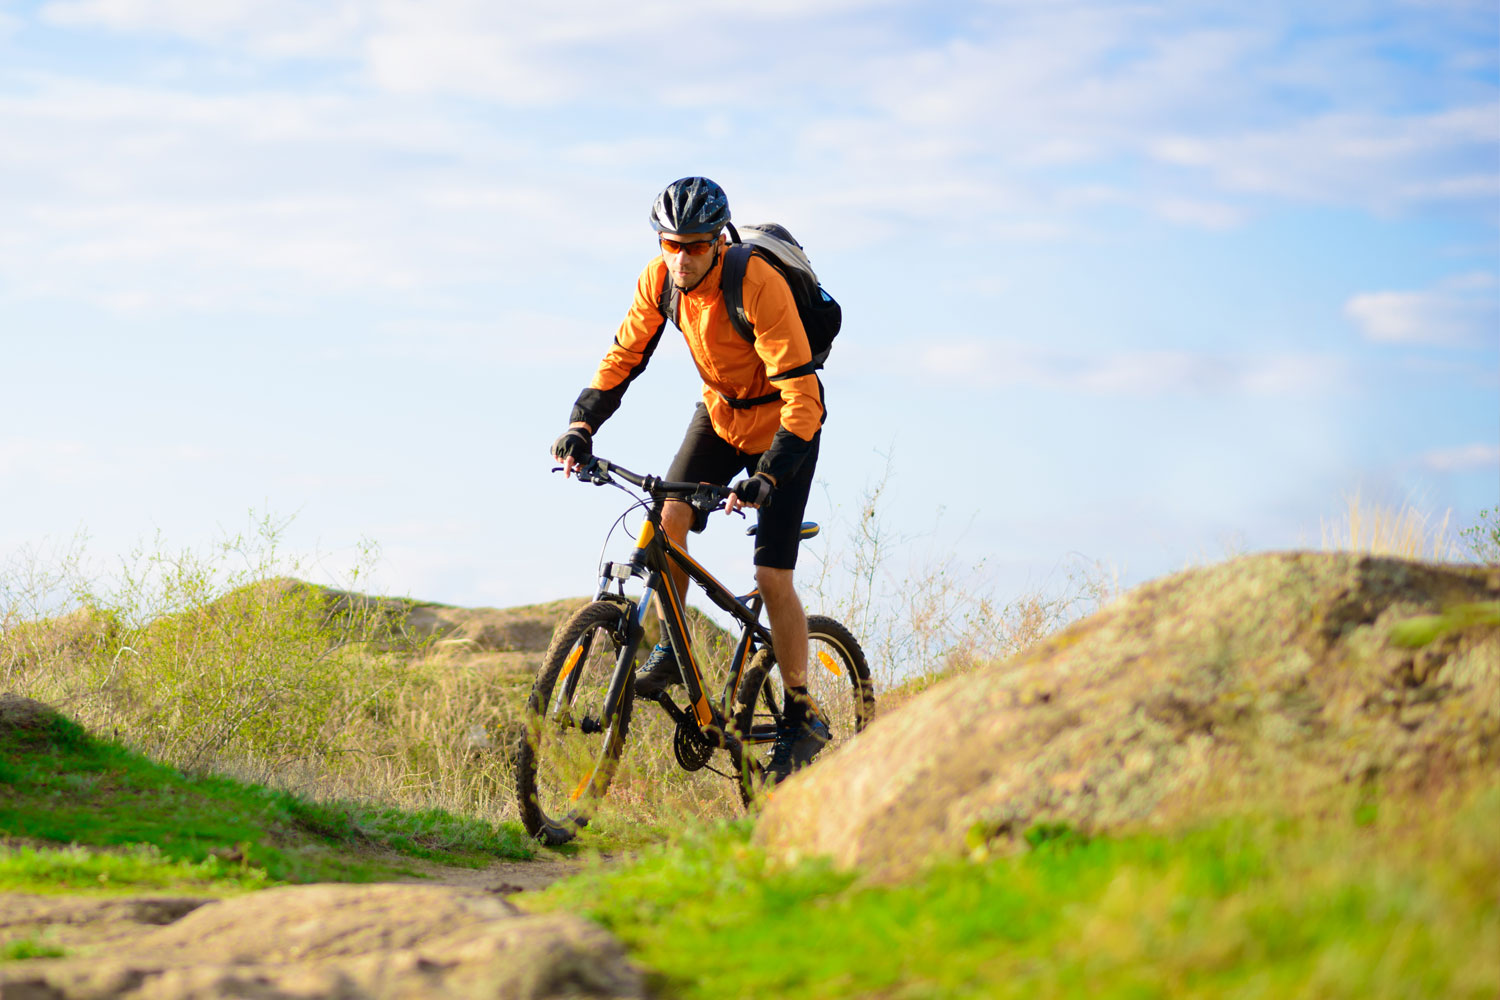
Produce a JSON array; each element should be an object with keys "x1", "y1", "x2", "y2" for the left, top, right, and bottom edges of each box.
[{"x1": 551, "y1": 176, "x2": 829, "y2": 784}]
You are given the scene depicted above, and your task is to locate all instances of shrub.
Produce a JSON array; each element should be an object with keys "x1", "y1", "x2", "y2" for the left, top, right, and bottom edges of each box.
[{"x1": 1461, "y1": 507, "x2": 1500, "y2": 564}]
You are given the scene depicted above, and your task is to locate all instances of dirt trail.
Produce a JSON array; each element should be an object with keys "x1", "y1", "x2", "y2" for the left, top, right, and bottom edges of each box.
[{"x1": 390, "y1": 854, "x2": 598, "y2": 895}]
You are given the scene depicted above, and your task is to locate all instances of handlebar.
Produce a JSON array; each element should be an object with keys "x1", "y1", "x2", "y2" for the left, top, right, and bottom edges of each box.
[{"x1": 562, "y1": 457, "x2": 734, "y2": 512}]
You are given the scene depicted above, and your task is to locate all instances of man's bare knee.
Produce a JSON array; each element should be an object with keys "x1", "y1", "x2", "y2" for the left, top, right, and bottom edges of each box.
[
  {"x1": 661, "y1": 500, "x2": 694, "y2": 542},
  {"x1": 755, "y1": 565, "x2": 795, "y2": 596}
]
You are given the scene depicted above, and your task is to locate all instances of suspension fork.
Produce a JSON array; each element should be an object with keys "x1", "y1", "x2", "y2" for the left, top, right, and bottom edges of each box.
[{"x1": 591, "y1": 503, "x2": 664, "y2": 728}]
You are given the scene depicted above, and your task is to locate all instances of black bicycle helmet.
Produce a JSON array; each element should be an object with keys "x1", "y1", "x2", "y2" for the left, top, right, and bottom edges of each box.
[{"x1": 649, "y1": 176, "x2": 731, "y2": 234}]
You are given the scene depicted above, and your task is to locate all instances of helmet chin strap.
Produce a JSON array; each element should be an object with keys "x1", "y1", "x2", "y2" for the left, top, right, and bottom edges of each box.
[{"x1": 676, "y1": 241, "x2": 723, "y2": 295}]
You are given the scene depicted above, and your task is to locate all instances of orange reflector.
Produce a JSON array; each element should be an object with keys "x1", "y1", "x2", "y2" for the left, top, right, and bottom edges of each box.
[
  {"x1": 818, "y1": 650, "x2": 841, "y2": 676},
  {"x1": 559, "y1": 644, "x2": 584, "y2": 683},
  {"x1": 570, "y1": 770, "x2": 593, "y2": 802}
]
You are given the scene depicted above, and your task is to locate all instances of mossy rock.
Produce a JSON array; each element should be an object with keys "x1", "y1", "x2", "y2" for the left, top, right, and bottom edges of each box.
[{"x1": 755, "y1": 553, "x2": 1500, "y2": 877}]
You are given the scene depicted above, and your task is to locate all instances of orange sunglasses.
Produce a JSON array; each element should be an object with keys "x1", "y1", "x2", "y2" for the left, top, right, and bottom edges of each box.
[{"x1": 659, "y1": 235, "x2": 720, "y2": 256}]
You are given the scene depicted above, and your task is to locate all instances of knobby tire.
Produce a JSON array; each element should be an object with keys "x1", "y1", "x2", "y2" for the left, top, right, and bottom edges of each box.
[
  {"x1": 515, "y1": 600, "x2": 637, "y2": 845},
  {"x1": 732, "y1": 614, "x2": 875, "y2": 805}
]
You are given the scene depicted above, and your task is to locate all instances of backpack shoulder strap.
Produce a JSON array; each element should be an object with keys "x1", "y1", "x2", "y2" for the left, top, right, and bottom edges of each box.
[{"x1": 720, "y1": 244, "x2": 756, "y2": 345}]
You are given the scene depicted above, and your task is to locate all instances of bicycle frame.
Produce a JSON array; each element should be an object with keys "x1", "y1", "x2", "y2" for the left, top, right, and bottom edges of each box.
[
  {"x1": 569, "y1": 459, "x2": 775, "y2": 749},
  {"x1": 610, "y1": 508, "x2": 772, "y2": 735}
]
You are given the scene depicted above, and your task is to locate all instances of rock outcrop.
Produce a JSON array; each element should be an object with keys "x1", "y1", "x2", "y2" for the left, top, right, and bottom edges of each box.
[
  {"x1": 0, "y1": 883, "x2": 644, "y2": 999},
  {"x1": 755, "y1": 553, "x2": 1500, "y2": 876}
]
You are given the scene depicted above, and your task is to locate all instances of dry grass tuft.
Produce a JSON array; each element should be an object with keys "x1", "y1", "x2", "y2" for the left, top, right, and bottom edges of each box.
[
  {"x1": 1321, "y1": 492, "x2": 1461, "y2": 561},
  {"x1": 801, "y1": 465, "x2": 1117, "y2": 712}
]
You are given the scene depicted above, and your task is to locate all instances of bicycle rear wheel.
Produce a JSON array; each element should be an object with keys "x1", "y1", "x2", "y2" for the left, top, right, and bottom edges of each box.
[
  {"x1": 515, "y1": 600, "x2": 638, "y2": 845},
  {"x1": 732, "y1": 614, "x2": 875, "y2": 803}
]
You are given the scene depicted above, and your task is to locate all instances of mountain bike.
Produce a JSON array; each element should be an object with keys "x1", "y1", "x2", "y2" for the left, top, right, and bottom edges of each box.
[{"x1": 515, "y1": 455, "x2": 875, "y2": 846}]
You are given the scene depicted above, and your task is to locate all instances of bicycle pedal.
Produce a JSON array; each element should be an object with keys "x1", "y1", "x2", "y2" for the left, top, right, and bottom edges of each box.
[{"x1": 579, "y1": 715, "x2": 604, "y2": 734}]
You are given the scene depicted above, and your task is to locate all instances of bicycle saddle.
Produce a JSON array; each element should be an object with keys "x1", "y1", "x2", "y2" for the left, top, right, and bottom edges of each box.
[{"x1": 745, "y1": 521, "x2": 819, "y2": 539}]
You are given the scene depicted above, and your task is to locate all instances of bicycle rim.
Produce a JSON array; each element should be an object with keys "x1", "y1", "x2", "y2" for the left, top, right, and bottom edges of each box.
[{"x1": 517, "y1": 601, "x2": 635, "y2": 844}]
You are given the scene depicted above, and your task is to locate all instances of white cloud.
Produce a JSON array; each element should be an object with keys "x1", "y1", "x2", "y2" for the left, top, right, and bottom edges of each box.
[
  {"x1": 915, "y1": 339, "x2": 1346, "y2": 397},
  {"x1": 38, "y1": 0, "x2": 898, "y2": 103},
  {"x1": 41, "y1": 0, "x2": 369, "y2": 57},
  {"x1": 1150, "y1": 103, "x2": 1500, "y2": 211},
  {"x1": 1421, "y1": 443, "x2": 1500, "y2": 472},
  {"x1": 22, "y1": 1, "x2": 1494, "y2": 226},
  {"x1": 38, "y1": 0, "x2": 898, "y2": 56},
  {"x1": 7, "y1": 196, "x2": 441, "y2": 310},
  {"x1": 1344, "y1": 272, "x2": 1500, "y2": 347},
  {"x1": 0, "y1": 74, "x2": 650, "y2": 314},
  {"x1": 364, "y1": 29, "x2": 571, "y2": 105},
  {"x1": 1152, "y1": 197, "x2": 1248, "y2": 230},
  {"x1": 767, "y1": 6, "x2": 1499, "y2": 233},
  {"x1": 2, "y1": 1, "x2": 1495, "y2": 321}
]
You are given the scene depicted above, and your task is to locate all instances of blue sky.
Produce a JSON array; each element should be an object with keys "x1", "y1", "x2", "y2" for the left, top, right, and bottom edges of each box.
[{"x1": 2, "y1": 0, "x2": 1496, "y2": 615}]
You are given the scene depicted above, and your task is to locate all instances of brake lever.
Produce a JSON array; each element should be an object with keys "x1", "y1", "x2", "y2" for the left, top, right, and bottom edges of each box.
[
  {"x1": 689, "y1": 484, "x2": 725, "y2": 514},
  {"x1": 551, "y1": 462, "x2": 610, "y2": 485}
]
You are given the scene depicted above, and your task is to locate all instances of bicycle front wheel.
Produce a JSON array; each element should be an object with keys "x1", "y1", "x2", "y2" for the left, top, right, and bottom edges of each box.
[
  {"x1": 515, "y1": 600, "x2": 638, "y2": 845},
  {"x1": 732, "y1": 614, "x2": 875, "y2": 803}
]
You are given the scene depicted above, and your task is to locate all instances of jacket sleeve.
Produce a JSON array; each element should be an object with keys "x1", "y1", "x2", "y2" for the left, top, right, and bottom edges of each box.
[
  {"x1": 570, "y1": 259, "x2": 671, "y2": 430},
  {"x1": 740, "y1": 255, "x2": 825, "y2": 484}
]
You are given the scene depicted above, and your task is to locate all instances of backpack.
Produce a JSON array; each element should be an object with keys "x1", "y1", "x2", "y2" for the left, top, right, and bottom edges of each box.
[{"x1": 658, "y1": 223, "x2": 841, "y2": 379}]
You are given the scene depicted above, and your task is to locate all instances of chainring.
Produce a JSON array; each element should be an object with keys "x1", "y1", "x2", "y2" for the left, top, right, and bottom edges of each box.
[{"x1": 672, "y1": 717, "x2": 715, "y2": 772}]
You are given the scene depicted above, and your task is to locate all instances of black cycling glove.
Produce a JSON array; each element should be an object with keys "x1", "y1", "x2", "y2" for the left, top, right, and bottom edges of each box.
[
  {"x1": 551, "y1": 426, "x2": 593, "y2": 463},
  {"x1": 730, "y1": 473, "x2": 774, "y2": 507}
]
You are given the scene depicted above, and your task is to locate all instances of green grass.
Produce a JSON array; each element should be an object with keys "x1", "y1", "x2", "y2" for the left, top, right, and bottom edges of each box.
[
  {"x1": 529, "y1": 787, "x2": 1500, "y2": 1000},
  {"x1": 0, "y1": 709, "x2": 533, "y2": 890},
  {"x1": 0, "y1": 843, "x2": 276, "y2": 893},
  {"x1": 0, "y1": 936, "x2": 67, "y2": 962},
  {"x1": 1389, "y1": 601, "x2": 1500, "y2": 648}
]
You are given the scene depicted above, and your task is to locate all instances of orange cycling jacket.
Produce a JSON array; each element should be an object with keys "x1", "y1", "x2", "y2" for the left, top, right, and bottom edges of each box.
[{"x1": 570, "y1": 251, "x2": 825, "y2": 485}]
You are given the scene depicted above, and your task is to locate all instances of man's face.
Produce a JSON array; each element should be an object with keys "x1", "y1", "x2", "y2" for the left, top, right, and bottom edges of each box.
[{"x1": 660, "y1": 230, "x2": 721, "y2": 289}]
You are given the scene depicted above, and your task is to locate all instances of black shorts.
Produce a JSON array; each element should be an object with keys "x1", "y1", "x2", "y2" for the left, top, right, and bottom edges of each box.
[{"x1": 665, "y1": 403, "x2": 820, "y2": 570}]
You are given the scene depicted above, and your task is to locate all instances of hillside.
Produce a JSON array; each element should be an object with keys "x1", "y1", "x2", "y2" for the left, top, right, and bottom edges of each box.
[
  {"x1": 1, "y1": 578, "x2": 742, "y2": 842},
  {"x1": 3, "y1": 553, "x2": 1497, "y2": 998}
]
